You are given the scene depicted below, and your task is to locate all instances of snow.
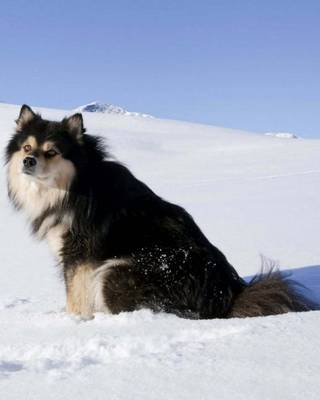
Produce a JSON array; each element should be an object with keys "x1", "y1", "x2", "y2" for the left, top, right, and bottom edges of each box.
[
  {"x1": 0, "y1": 103, "x2": 319, "y2": 399},
  {"x1": 74, "y1": 101, "x2": 153, "y2": 118}
]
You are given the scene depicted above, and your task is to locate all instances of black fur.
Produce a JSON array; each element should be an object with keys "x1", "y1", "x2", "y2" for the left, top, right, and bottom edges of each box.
[
  {"x1": 62, "y1": 135, "x2": 246, "y2": 318},
  {"x1": 6, "y1": 106, "x2": 317, "y2": 319}
]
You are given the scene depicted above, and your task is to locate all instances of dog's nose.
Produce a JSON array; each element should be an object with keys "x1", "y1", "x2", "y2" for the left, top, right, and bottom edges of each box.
[{"x1": 23, "y1": 156, "x2": 37, "y2": 168}]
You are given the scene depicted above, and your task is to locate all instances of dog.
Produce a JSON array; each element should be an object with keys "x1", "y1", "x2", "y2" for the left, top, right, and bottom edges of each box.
[{"x1": 5, "y1": 105, "x2": 316, "y2": 319}]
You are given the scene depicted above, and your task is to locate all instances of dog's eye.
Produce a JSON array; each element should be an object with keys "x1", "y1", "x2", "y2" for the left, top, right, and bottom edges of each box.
[
  {"x1": 45, "y1": 149, "x2": 58, "y2": 158},
  {"x1": 23, "y1": 144, "x2": 32, "y2": 152}
]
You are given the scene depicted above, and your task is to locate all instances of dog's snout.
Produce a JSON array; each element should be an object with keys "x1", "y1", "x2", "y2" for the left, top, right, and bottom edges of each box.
[{"x1": 23, "y1": 156, "x2": 37, "y2": 168}]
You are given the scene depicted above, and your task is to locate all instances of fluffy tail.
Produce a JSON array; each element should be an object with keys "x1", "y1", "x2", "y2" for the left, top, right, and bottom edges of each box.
[{"x1": 228, "y1": 263, "x2": 318, "y2": 318}]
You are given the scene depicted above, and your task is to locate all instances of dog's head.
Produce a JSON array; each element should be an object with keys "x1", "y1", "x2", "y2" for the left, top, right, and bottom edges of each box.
[
  {"x1": 6, "y1": 105, "x2": 85, "y2": 213},
  {"x1": 6, "y1": 105, "x2": 85, "y2": 188}
]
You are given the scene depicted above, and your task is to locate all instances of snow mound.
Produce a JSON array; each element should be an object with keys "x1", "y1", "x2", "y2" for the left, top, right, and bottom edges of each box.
[
  {"x1": 74, "y1": 101, "x2": 153, "y2": 118},
  {"x1": 265, "y1": 132, "x2": 299, "y2": 139}
]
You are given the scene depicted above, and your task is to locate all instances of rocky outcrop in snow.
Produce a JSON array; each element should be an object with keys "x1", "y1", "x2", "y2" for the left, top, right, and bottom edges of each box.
[
  {"x1": 74, "y1": 101, "x2": 153, "y2": 118},
  {"x1": 265, "y1": 132, "x2": 299, "y2": 139}
]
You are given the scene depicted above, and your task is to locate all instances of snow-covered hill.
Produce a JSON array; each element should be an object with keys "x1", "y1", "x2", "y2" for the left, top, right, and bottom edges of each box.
[
  {"x1": 0, "y1": 103, "x2": 319, "y2": 399},
  {"x1": 74, "y1": 101, "x2": 153, "y2": 118}
]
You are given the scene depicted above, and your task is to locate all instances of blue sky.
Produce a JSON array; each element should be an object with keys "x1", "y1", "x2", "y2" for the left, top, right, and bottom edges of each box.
[{"x1": 0, "y1": 0, "x2": 319, "y2": 137}]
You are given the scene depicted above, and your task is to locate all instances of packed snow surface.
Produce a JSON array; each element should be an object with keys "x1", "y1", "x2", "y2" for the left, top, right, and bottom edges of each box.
[
  {"x1": 74, "y1": 101, "x2": 153, "y2": 118},
  {"x1": 0, "y1": 103, "x2": 319, "y2": 399}
]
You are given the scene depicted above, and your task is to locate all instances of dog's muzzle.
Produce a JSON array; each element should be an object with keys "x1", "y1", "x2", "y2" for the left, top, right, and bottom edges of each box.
[{"x1": 23, "y1": 156, "x2": 37, "y2": 174}]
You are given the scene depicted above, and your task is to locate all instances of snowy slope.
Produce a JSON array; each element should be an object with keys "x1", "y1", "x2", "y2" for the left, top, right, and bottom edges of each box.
[{"x1": 0, "y1": 103, "x2": 319, "y2": 399}]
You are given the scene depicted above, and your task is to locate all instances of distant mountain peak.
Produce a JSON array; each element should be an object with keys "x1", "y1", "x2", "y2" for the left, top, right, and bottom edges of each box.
[
  {"x1": 73, "y1": 101, "x2": 153, "y2": 118},
  {"x1": 265, "y1": 132, "x2": 299, "y2": 139}
]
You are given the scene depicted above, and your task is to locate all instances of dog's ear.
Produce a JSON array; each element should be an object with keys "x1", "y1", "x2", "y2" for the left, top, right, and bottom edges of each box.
[
  {"x1": 16, "y1": 105, "x2": 36, "y2": 130},
  {"x1": 65, "y1": 113, "x2": 85, "y2": 142}
]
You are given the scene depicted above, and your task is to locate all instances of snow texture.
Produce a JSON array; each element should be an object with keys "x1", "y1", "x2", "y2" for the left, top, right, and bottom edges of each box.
[{"x1": 0, "y1": 103, "x2": 319, "y2": 399}]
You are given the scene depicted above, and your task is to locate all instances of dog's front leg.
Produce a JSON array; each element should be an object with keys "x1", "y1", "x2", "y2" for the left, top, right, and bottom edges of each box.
[{"x1": 65, "y1": 264, "x2": 95, "y2": 319}]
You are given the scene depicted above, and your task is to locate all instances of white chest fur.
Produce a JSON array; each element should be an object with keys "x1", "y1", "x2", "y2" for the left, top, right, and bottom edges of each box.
[
  {"x1": 46, "y1": 223, "x2": 68, "y2": 262},
  {"x1": 37, "y1": 213, "x2": 73, "y2": 262}
]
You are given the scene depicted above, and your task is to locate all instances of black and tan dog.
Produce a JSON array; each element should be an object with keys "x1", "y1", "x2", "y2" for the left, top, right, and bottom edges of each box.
[{"x1": 5, "y1": 105, "x2": 316, "y2": 319}]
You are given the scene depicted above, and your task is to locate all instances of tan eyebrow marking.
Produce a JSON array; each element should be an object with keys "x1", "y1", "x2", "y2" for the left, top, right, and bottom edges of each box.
[
  {"x1": 42, "y1": 141, "x2": 56, "y2": 152},
  {"x1": 21, "y1": 136, "x2": 38, "y2": 150}
]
